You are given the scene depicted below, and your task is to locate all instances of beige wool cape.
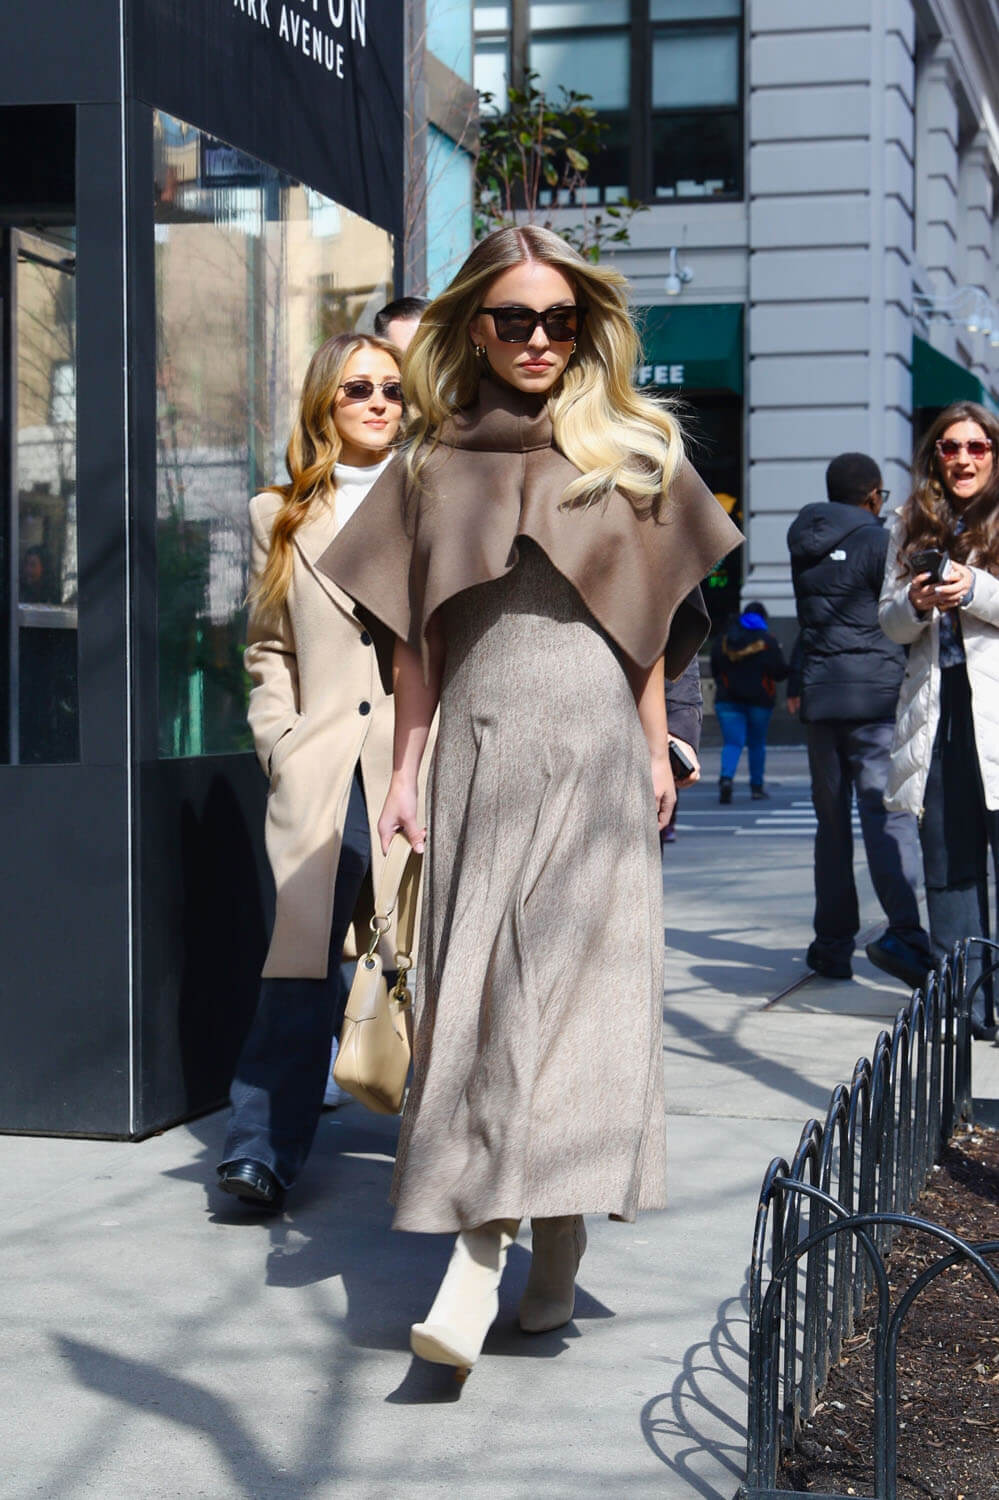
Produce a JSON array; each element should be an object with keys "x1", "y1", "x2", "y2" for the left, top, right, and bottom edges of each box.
[{"x1": 318, "y1": 378, "x2": 743, "y2": 1232}]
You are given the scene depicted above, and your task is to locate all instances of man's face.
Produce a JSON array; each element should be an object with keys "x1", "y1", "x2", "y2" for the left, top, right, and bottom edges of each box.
[{"x1": 386, "y1": 316, "x2": 421, "y2": 352}]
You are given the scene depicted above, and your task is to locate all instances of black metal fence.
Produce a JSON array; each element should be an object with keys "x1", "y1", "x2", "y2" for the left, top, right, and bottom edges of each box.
[{"x1": 740, "y1": 938, "x2": 999, "y2": 1500}]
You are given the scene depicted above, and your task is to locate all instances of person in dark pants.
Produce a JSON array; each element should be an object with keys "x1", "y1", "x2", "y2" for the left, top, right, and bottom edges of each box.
[
  {"x1": 880, "y1": 402, "x2": 999, "y2": 1037},
  {"x1": 787, "y1": 451, "x2": 932, "y2": 986},
  {"x1": 710, "y1": 601, "x2": 788, "y2": 802},
  {"x1": 225, "y1": 771, "x2": 370, "y2": 1189}
]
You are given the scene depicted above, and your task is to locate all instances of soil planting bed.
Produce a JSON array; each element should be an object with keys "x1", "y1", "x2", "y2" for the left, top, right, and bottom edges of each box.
[{"x1": 777, "y1": 1123, "x2": 999, "y2": 1499}]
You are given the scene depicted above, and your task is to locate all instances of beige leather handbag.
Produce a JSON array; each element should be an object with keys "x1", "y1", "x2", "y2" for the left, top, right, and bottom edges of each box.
[{"x1": 333, "y1": 834, "x2": 421, "y2": 1115}]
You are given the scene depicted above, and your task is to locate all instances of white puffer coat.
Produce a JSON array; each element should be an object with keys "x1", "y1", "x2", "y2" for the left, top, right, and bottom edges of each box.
[{"x1": 879, "y1": 513, "x2": 999, "y2": 815}]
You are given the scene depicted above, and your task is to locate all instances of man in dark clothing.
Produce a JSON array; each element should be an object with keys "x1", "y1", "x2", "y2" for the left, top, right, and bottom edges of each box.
[{"x1": 787, "y1": 452, "x2": 932, "y2": 986}]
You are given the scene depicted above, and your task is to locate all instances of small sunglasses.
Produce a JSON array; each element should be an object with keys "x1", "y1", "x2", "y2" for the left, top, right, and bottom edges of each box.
[
  {"x1": 936, "y1": 437, "x2": 992, "y2": 459},
  {"x1": 477, "y1": 304, "x2": 583, "y2": 343},
  {"x1": 338, "y1": 378, "x2": 404, "y2": 403}
]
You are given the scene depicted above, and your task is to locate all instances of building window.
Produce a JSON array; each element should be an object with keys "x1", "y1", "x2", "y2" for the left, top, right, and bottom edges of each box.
[
  {"x1": 651, "y1": 0, "x2": 742, "y2": 200},
  {"x1": 528, "y1": 1, "x2": 631, "y2": 201},
  {"x1": 153, "y1": 111, "x2": 393, "y2": 759},
  {"x1": 473, "y1": 0, "x2": 744, "y2": 203},
  {"x1": 474, "y1": 2, "x2": 512, "y2": 106}
]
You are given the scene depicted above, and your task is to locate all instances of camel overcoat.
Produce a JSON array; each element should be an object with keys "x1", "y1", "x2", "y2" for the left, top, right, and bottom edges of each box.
[{"x1": 246, "y1": 489, "x2": 396, "y2": 979}]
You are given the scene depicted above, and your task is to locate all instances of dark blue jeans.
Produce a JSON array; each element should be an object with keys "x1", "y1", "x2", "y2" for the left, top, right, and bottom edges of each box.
[
  {"x1": 219, "y1": 766, "x2": 371, "y2": 1187},
  {"x1": 806, "y1": 718, "x2": 929, "y2": 965}
]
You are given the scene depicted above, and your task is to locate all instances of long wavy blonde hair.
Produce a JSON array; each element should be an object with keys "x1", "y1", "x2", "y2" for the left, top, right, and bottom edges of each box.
[
  {"x1": 250, "y1": 332, "x2": 400, "y2": 615},
  {"x1": 401, "y1": 226, "x2": 685, "y2": 513}
]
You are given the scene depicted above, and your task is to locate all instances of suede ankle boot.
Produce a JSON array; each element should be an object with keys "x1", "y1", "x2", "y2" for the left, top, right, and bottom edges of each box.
[
  {"x1": 518, "y1": 1215, "x2": 587, "y2": 1333},
  {"x1": 410, "y1": 1218, "x2": 519, "y2": 1369}
]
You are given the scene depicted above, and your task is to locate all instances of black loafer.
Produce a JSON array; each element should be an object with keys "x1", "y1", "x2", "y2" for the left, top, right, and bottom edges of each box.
[
  {"x1": 806, "y1": 942, "x2": 852, "y2": 981},
  {"x1": 217, "y1": 1158, "x2": 285, "y2": 1209}
]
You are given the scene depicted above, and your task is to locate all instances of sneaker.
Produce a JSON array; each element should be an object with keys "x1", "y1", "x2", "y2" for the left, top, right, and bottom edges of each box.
[
  {"x1": 806, "y1": 941, "x2": 852, "y2": 980},
  {"x1": 323, "y1": 1036, "x2": 351, "y2": 1109},
  {"x1": 750, "y1": 784, "x2": 769, "y2": 800},
  {"x1": 719, "y1": 776, "x2": 733, "y2": 805},
  {"x1": 865, "y1": 933, "x2": 934, "y2": 991}
]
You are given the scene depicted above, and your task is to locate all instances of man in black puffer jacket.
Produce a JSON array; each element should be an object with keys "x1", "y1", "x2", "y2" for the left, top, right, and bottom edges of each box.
[{"x1": 787, "y1": 452, "x2": 932, "y2": 987}]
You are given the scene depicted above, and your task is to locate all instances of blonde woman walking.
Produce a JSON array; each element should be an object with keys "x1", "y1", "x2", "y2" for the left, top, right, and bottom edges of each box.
[
  {"x1": 216, "y1": 332, "x2": 405, "y2": 1210},
  {"x1": 321, "y1": 228, "x2": 742, "y2": 1368}
]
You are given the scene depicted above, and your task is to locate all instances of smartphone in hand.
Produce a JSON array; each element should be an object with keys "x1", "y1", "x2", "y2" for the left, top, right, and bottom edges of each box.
[
  {"x1": 909, "y1": 548, "x2": 951, "y2": 584},
  {"x1": 668, "y1": 739, "x2": 696, "y2": 780}
]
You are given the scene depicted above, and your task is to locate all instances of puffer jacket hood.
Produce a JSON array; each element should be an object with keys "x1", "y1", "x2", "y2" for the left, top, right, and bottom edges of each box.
[
  {"x1": 710, "y1": 619, "x2": 788, "y2": 707},
  {"x1": 787, "y1": 500, "x2": 904, "y2": 723},
  {"x1": 787, "y1": 501, "x2": 878, "y2": 564}
]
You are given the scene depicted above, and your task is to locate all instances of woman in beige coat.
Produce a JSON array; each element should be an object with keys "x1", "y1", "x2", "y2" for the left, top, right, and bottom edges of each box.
[{"x1": 216, "y1": 332, "x2": 404, "y2": 1209}]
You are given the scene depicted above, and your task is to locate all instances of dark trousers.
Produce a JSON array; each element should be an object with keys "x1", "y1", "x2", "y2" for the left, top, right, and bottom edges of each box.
[
  {"x1": 920, "y1": 665, "x2": 999, "y2": 1025},
  {"x1": 219, "y1": 767, "x2": 372, "y2": 1187},
  {"x1": 807, "y1": 718, "x2": 928, "y2": 964}
]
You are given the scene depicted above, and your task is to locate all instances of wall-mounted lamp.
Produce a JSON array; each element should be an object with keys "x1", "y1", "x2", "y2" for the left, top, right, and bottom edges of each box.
[
  {"x1": 915, "y1": 285, "x2": 999, "y2": 348},
  {"x1": 664, "y1": 246, "x2": 694, "y2": 297}
]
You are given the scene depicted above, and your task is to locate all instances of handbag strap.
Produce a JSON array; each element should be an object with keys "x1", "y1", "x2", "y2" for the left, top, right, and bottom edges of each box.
[{"x1": 365, "y1": 833, "x2": 422, "y2": 967}]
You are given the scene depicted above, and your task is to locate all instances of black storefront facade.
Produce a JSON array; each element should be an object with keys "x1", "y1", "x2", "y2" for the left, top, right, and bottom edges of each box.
[{"x1": 1, "y1": 2, "x2": 402, "y2": 1136}]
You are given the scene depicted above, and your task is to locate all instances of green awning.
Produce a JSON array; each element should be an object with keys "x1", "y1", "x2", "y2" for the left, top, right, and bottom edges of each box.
[
  {"x1": 634, "y1": 303, "x2": 743, "y2": 395},
  {"x1": 912, "y1": 335, "x2": 987, "y2": 409}
]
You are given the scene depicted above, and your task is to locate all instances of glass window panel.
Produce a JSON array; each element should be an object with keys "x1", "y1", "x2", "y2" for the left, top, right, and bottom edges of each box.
[
  {"x1": 529, "y1": 33, "x2": 629, "y2": 109},
  {"x1": 14, "y1": 231, "x2": 80, "y2": 764},
  {"x1": 652, "y1": 108, "x2": 740, "y2": 198},
  {"x1": 651, "y1": 0, "x2": 741, "y2": 19},
  {"x1": 536, "y1": 112, "x2": 629, "y2": 201},
  {"x1": 653, "y1": 28, "x2": 739, "y2": 109},
  {"x1": 474, "y1": 2, "x2": 511, "y2": 24},
  {"x1": 530, "y1": 1, "x2": 629, "y2": 24},
  {"x1": 153, "y1": 111, "x2": 393, "y2": 759},
  {"x1": 474, "y1": 38, "x2": 509, "y2": 103}
]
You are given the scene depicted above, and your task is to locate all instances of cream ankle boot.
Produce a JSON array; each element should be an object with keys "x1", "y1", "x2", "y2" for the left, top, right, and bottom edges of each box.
[
  {"x1": 518, "y1": 1215, "x2": 587, "y2": 1333},
  {"x1": 410, "y1": 1219, "x2": 519, "y2": 1369}
]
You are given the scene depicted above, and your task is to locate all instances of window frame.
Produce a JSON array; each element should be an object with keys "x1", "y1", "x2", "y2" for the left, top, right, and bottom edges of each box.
[{"x1": 475, "y1": 0, "x2": 745, "y2": 205}]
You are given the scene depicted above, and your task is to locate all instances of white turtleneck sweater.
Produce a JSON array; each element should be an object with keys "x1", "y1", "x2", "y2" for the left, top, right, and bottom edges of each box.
[{"x1": 333, "y1": 455, "x2": 393, "y2": 530}]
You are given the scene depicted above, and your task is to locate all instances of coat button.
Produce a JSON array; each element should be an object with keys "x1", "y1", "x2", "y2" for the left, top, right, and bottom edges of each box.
[
  {"x1": 360, "y1": 630, "x2": 372, "y2": 646},
  {"x1": 359, "y1": 701, "x2": 371, "y2": 715}
]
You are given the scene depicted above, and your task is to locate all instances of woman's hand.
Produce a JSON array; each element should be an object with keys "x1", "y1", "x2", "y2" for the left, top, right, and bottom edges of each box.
[
  {"x1": 651, "y1": 748, "x2": 677, "y2": 831},
  {"x1": 930, "y1": 561, "x2": 973, "y2": 612},
  {"x1": 908, "y1": 563, "x2": 973, "y2": 614},
  {"x1": 378, "y1": 773, "x2": 425, "y2": 855}
]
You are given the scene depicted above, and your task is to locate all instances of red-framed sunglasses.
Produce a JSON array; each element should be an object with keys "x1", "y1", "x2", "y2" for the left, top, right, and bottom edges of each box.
[{"x1": 935, "y1": 437, "x2": 992, "y2": 459}]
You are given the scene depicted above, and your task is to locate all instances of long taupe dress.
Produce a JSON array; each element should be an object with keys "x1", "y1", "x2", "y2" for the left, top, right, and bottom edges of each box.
[
  {"x1": 391, "y1": 540, "x2": 666, "y2": 1231},
  {"x1": 317, "y1": 377, "x2": 744, "y2": 1235}
]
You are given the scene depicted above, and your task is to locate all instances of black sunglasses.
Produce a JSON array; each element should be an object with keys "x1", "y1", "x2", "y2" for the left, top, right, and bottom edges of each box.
[
  {"x1": 476, "y1": 304, "x2": 583, "y2": 344},
  {"x1": 338, "y1": 378, "x2": 404, "y2": 403}
]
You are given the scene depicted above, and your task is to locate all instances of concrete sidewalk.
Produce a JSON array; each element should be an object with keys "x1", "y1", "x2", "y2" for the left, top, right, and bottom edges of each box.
[{"x1": 3, "y1": 746, "x2": 997, "y2": 1500}]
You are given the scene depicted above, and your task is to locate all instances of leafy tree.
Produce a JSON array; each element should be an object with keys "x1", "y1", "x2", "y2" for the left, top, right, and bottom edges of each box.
[{"x1": 475, "y1": 73, "x2": 644, "y2": 263}]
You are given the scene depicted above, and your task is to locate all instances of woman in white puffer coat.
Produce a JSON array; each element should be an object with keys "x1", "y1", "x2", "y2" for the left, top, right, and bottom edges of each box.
[{"x1": 879, "y1": 400, "x2": 999, "y2": 1037}]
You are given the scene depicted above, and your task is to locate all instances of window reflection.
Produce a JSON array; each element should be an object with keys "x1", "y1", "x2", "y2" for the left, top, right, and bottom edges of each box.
[
  {"x1": 14, "y1": 232, "x2": 80, "y2": 764},
  {"x1": 153, "y1": 111, "x2": 393, "y2": 759}
]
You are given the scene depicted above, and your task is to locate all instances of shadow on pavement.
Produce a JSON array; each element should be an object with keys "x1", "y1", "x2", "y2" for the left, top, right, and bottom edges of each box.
[{"x1": 640, "y1": 1272, "x2": 751, "y2": 1500}]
